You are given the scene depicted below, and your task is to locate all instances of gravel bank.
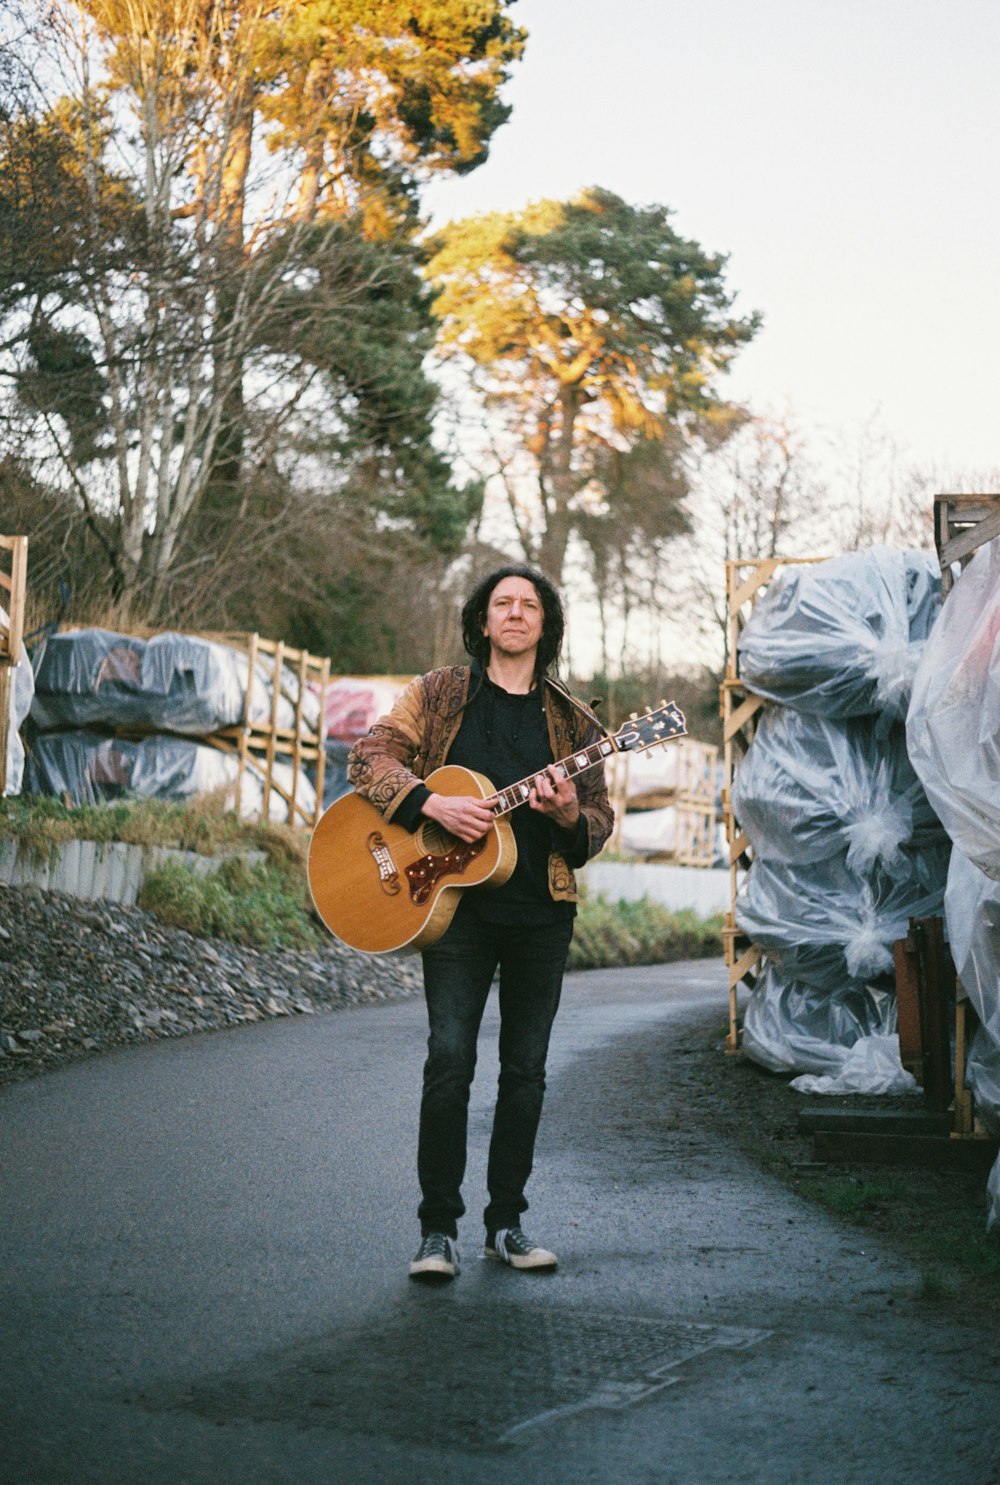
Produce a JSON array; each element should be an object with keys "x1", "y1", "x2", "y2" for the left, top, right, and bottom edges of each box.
[{"x1": 0, "y1": 883, "x2": 423, "y2": 1085}]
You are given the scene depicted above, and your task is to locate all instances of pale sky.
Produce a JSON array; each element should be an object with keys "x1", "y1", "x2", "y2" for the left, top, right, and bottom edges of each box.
[{"x1": 424, "y1": 0, "x2": 1000, "y2": 481}]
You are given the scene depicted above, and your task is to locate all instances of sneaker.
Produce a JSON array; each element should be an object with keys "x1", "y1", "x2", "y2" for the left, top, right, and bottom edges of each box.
[
  {"x1": 408, "y1": 1232, "x2": 460, "y2": 1281},
  {"x1": 485, "y1": 1226, "x2": 558, "y2": 1271}
]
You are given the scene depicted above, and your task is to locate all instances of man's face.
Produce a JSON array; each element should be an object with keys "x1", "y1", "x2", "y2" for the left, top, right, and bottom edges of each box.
[{"x1": 482, "y1": 575, "x2": 544, "y2": 660}]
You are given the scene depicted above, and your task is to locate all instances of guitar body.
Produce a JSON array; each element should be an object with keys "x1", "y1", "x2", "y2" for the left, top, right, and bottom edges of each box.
[{"x1": 308, "y1": 765, "x2": 517, "y2": 955}]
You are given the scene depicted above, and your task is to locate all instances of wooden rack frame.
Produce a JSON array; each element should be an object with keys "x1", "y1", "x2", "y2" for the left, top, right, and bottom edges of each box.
[
  {"x1": 720, "y1": 556, "x2": 826, "y2": 1051},
  {"x1": 0, "y1": 535, "x2": 29, "y2": 798},
  {"x1": 934, "y1": 493, "x2": 1000, "y2": 595},
  {"x1": 189, "y1": 631, "x2": 329, "y2": 830}
]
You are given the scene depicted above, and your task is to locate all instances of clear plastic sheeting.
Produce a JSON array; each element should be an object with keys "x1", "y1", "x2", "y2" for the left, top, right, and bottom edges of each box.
[
  {"x1": 619, "y1": 805, "x2": 678, "y2": 855},
  {"x1": 25, "y1": 729, "x2": 315, "y2": 823},
  {"x1": 944, "y1": 850, "x2": 1000, "y2": 1129},
  {"x1": 2, "y1": 605, "x2": 34, "y2": 796},
  {"x1": 741, "y1": 960, "x2": 903, "y2": 1076},
  {"x1": 907, "y1": 540, "x2": 1000, "y2": 880},
  {"x1": 30, "y1": 629, "x2": 319, "y2": 736},
  {"x1": 791, "y1": 1037, "x2": 918, "y2": 1095},
  {"x1": 945, "y1": 849, "x2": 1000, "y2": 1229},
  {"x1": 731, "y1": 710, "x2": 945, "y2": 872},
  {"x1": 736, "y1": 845, "x2": 950, "y2": 990},
  {"x1": 988, "y1": 1157, "x2": 1000, "y2": 1234},
  {"x1": 318, "y1": 739, "x2": 352, "y2": 808},
  {"x1": 737, "y1": 547, "x2": 941, "y2": 720}
]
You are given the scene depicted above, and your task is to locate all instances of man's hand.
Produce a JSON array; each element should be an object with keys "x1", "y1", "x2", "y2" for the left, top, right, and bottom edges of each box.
[
  {"x1": 421, "y1": 790, "x2": 497, "y2": 844},
  {"x1": 529, "y1": 764, "x2": 580, "y2": 831}
]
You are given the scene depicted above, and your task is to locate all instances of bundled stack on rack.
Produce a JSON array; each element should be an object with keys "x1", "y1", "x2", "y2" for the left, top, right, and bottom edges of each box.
[
  {"x1": 731, "y1": 547, "x2": 950, "y2": 1091},
  {"x1": 25, "y1": 628, "x2": 325, "y2": 825},
  {"x1": 607, "y1": 736, "x2": 720, "y2": 866},
  {"x1": 907, "y1": 539, "x2": 1000, "y2": 1226},
  {"x1": 318, "y1": 676, "x2": 415, "y2": 809}
]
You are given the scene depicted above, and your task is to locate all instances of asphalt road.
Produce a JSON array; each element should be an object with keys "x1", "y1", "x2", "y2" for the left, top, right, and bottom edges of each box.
[{"x1": 2, "y1": 960, "x2": 998, "y2": 1485}]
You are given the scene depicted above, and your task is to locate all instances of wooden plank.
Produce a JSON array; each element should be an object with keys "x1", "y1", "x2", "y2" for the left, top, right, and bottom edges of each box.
[
  {"x1": 0, "y1": 535, "x2": 28, "y2": 662},
  {"x1": 811, "y1": 1130, "x2": 998, "y2": 1170},
  {"x1": 798, "y1": 1107, "x2": 953, "y2": 1137},
  {"x1": 0, "y1": 662, "x2": 10, "y2": 797}
]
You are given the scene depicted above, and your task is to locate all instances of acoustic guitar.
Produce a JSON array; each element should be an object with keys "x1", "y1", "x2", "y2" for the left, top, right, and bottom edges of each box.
[{"x1": 308, "y1": 700, "x2": 687, "y2": 955}]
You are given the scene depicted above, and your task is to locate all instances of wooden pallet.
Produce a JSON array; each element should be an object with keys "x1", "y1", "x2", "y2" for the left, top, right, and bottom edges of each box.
[
  {"x1": 720, "y1": 556, "x2": 826, "y2": 1051},
  {"x1": 934, "y1": 492, "x2": 1000, "y2": 594},
  {"x1": 0, "y1": 535, "x2": 29, "y2": 797}
]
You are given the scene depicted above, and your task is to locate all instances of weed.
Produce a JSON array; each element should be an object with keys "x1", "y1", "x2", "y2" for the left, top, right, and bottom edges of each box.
[
  {"x1": 916, "y1": 1270, "x2": 955, "y2": 1302},
  {"x1": 797, "y1": 1175, "x2": 908, "y2": 1220}
]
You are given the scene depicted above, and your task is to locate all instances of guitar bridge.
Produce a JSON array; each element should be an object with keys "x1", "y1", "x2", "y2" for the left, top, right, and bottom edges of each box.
[
  {"x1": 405, "y1": 836, "x2": 488, "y2": 905},
  {"x1": 366, "y1": 832, "x2": 401, "y2": 896}
]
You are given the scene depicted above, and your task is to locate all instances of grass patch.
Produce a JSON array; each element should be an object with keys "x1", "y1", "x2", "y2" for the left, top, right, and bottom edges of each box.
[
  {"x1": 2, "y1": 798, "x2": 725, "y2": 962},
  {"x1": 0, "y1": 792, "x2": 309, "y2": 868},
  {"x1": 792, "y1": 1166, "x2": 1000, "y2": 1305},
  {"x1": 796, "y1": 1175, "x2": 909, "y2": 1220},
  {"x1": 916, "y1": 1270, "x2": 956, "y2": 1302},
  {"x1": 137, "y1": 855, "x2": 321, "y2": 950},
  {"x1": 569, "y1": 893, "x2": 723, "y2": 971}
]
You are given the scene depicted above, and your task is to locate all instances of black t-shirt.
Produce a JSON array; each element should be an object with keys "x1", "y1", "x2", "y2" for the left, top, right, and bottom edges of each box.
[
  {"x1": 447, "y1": 672, "x2": 581, "y2": 924},
  {"x1": 395, "y1": 667, "x2": 585, "y2": 925}
]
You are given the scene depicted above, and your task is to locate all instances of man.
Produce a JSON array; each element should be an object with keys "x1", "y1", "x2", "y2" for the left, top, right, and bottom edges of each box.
[{"x1": 348, "y1": 564, "x2": 614, "y2": 1281}]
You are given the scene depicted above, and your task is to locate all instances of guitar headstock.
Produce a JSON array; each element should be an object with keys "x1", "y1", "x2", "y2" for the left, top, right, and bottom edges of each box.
[{"x1": 613, "y1": 700, "x2": 687, "y2": 754}]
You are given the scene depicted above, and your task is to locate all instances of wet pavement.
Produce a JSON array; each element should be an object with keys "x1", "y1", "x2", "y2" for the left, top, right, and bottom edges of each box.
[{"x1": 1, "y1": 960, "x2": 998, "y2": 1484}]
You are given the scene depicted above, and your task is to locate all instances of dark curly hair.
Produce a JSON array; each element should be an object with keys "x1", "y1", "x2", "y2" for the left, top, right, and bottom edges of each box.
[{"x1": 461, "y1": 563, "x2": 565, "y2": 680}]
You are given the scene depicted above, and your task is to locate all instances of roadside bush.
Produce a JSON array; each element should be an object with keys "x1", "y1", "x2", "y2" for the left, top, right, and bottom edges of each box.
[{"x1": 568, "y1": 894, "x2": 723, "y2": 970}]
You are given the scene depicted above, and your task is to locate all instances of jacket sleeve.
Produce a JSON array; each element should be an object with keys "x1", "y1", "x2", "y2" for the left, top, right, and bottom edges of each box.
[
  {"x1": 572, "y1": 721, "x2": 615, "y2": 865},
  {"x1": 346, "y1": 676, "x2": 431, "y2": 824}
]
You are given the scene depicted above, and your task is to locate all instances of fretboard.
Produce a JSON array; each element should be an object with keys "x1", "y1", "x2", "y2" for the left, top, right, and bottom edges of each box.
[{"x1": 486, "y1": 738, "x2": 618, "y2": 817}]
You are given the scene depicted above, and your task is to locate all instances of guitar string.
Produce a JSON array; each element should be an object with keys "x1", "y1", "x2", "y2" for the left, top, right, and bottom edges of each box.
[{"x1": 486, "y1": 710, "x2": 685, "y2": 818}]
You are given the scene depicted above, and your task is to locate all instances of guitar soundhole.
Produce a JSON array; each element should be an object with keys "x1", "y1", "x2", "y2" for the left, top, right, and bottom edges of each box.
[{"x1": 419, "y1": 819, "x2": 457, "y2": 855}]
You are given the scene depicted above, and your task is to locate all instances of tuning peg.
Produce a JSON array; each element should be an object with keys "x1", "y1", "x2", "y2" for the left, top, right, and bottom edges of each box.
[
  {"x1": 629, "y1": 711, "x2": 638, "y2": 721},
  {"x1": 659, "y1": 698, "x2": 667, "y2": 707},
  {"x1": 644, "y1": 705, "x2": 652, "y2": 714}
]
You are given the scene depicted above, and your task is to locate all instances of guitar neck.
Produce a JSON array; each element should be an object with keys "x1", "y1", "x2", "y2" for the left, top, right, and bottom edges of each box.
[{"x1": 486, "y1": 737, "x2": 619, "y2": 818}]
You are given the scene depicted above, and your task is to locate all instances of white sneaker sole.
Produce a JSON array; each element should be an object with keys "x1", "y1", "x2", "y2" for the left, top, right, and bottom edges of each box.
[
  {"x1": 409, "y1": 1257, "x2": 458, "y2": 1280},
  {"x1": 485, "y1": 1246, "x2": 557, "y2": 1271}
]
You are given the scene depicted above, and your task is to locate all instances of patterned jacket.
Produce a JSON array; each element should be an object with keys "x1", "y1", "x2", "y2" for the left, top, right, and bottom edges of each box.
[{"x1": 347, "y1": 666, "x2": 614, "y2": 903}]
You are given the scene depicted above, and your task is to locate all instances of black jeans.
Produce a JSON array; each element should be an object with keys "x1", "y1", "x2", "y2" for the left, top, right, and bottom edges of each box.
[{"x1": 417, "y1": 900, "x2": 574, "y2": 1238}]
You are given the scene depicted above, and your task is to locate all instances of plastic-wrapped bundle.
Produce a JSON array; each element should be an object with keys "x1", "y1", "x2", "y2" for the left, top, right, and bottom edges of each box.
[
  {"x1": 742, "y1": 961, "x2": 914, "y2": 1092},
  {"x1": 323, "y1": 677, "x2": 411, "y2": 742},
  {"x1": 25, "y1": 729, "x2": 315, "y2": 823},
  {"x1": 736, "y1": 843, "x2": 950, "y2": 990},
  {"x1": 731, "y1": 711, "x2": 945, "y2": 872},
  {"x1": 907, "y1": 540, "x2": 1000, "y2": 880},
  {"x1": 944, "y1": 850, "x2": 1000, "y2": 1132},
  {"x1": 318, "y1": 739, "x2": 352, "y2": 808},
  {"x1": 619, "y1": 805, "x2": 678, "y2": 856},
  {"x1": 737, "y1": 547, "x2": 940, "y2": 720},
  {"x1": 742, "y1": 961, "x2": 897, "y2": 1074},
  {"x1": 944, "y1": 848, "x2": 1000, "y2": 1229},
  {"x1": 30, "y1": 629, "x2": 320, "y2": 736},
  {"x1": 2, "y1": 605, "x2": 34, "y2": 796}
]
